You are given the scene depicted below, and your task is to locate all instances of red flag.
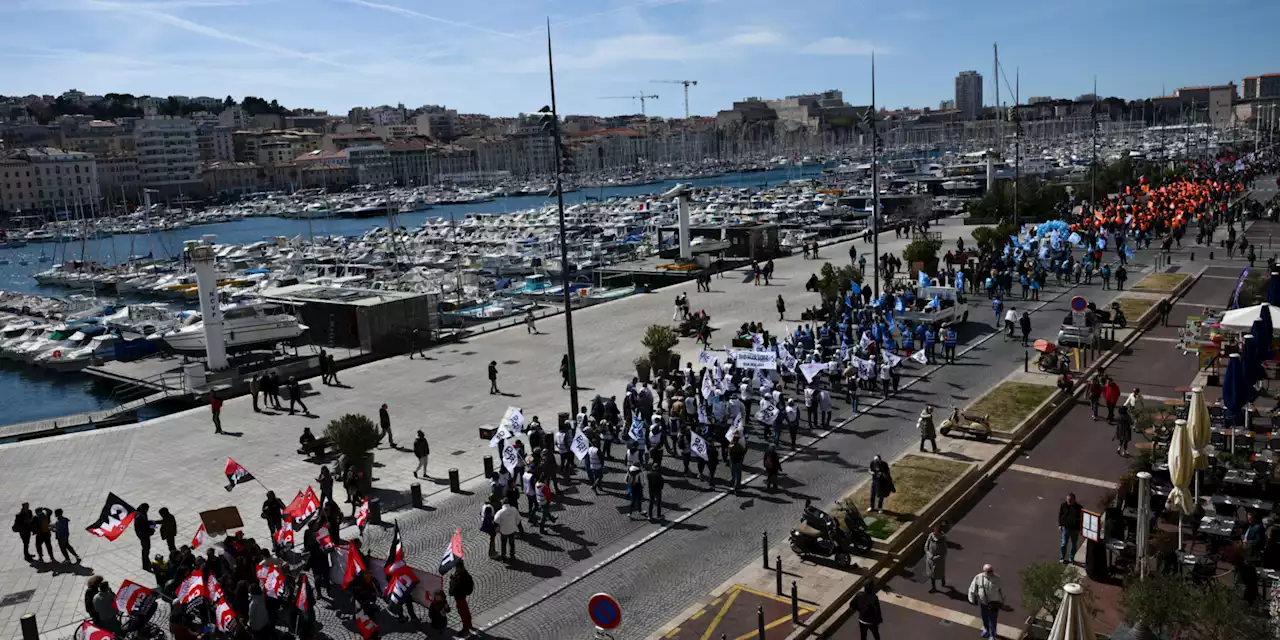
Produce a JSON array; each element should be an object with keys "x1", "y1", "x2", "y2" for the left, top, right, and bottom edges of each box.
[
  {"x1": 383, "y1": 523, "x2": 417, "y2": 604},
  {"x1": 177, "y1": 569, "x2": 208, "y2": 609},
  {"x1": 296, "y1": 574, "x2": 315, "y2": 614},
  {"x1": 355, "y1": 607, "x2": 379, "y2": 640},
  {"x1": 274, "y1": 517, "x2": 295, "y2": 547},
  {"x1": 190, "y1": 524, "x2": 206, "y2": 549},
  {"x1": 355, "y1": 498, "x2": 370, "y2": 531},
  {"x1": 206, "y1": 572, "x2": 226, "y2": 603},
  {"x1": 85, "y1": 493, "x2": 136, "y2": 541},
  {"x1": 224, "y1": 458, "x2": 255, "y2": 491},
  {"x1": 315, "y1": 524, "x2": 334, "y2": 550},
  {"x1": 438, "y1": 527, "x2": 464, "y2": 575},
  {"x1": 213, "y1": 597, "x2": 237, "y2": 633},
  {"x1": 112, "y1": 580, "x2": 154, "y2": 615},
  {"x1": 74, "y1": 621, "x2": 115, "y2": 640},
  {"x1": 256, "y1": 562, "x2": 287, "y2": 599},
  {"x1": 285, "y1": 487, "x2": 320, "y2": 523},
  {"x1": 342, "y1": 540, "x2": 366, "y2": 588}
]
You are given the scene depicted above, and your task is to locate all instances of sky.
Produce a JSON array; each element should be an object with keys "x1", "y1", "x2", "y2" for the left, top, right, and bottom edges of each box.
[{"x1": 1, "y1": 0, "x2": 1277, "y2": 119}]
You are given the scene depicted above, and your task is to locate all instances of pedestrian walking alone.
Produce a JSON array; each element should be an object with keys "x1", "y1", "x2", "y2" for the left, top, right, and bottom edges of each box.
[
  {"x1": 210, "y1": 390, "x2": 223, "y2": 434},
  {"x1": 448, "y1": 560, "x2": 475, "y2": 635},
  {"x1": 917, "y1": 406, "x2": 938, "y2": 453},
  {"x1": 1058, "y1": 493, "x2": 1082, "y2": 564},
  {"x1": 413, "y1": 430, "x2": 430, "y2": 478},
  {"x1": 379, "y1": 403, "x2": 395, "y2": 448},
  {"x1": 287, "y1": 376, "x2": 308, "y2": 415},
  {"x1": 409, "y1": 327, "x2": 428, "y2": 359},
  {"x1": 849, "y1": 580, "x2": 884, "y2": 640},
  {"x1": 925, "y1": 523, "x2": 948, "y2": 592},
  {"x1": 560, "y1": 354, "x2": 571, "y2": 390},
  {"x1": 967, "y1": 564, "x2": 1004, "y2": 639},
  {"x1": 776, "y1": 295, "x2": 786, "y2": 321},
  {"x1": 327, "y1": 354, "x2": 340, "y2": 385},
  {"x1": 488, "y1": 361, "x2": 500, "y2": 395},
  {"x1": 525, "y1": 309, "x2": 538, "y2": 334},
  {"x1": 868, "y1": 455, "x2": 894, "y2": 513}
]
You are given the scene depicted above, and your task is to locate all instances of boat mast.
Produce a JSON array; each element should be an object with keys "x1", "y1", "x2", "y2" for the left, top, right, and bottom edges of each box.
[{"x1": 870, "y1": 51, "x2": 880, "y2": 298}]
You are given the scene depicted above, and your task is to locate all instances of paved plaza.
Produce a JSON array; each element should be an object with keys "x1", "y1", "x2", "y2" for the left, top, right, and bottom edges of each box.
[{"x1": 0, "y1": 213, "x2": 1198, "y2": 639}]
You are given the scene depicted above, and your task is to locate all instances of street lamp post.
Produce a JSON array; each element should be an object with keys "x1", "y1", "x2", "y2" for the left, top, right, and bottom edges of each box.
[{"x1": 541, "y1": 21, "x2": 580, "y2": 418}]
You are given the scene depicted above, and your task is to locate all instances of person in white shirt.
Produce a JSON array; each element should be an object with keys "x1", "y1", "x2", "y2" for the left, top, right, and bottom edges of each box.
[
  {"x1": 495, "y1": 503, "x2": 520, "y2": 560},
  {"x1": 1123, "y1": 388, "x2": 1144, "y2": 410},
  {"x1": 585, "y1": 443, "x2": 603, "y2": 490},
  {"x1": 1004, "y1": 308, "x2": 1018, "y2": 340},
  {"x1": 967, "y1": 564, "x2": 1005, "y2": 638}
]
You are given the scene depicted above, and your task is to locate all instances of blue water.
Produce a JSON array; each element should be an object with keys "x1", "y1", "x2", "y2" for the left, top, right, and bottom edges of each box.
[{"x1": 0, "y1": 166, "x2": 822, "y2": 426}]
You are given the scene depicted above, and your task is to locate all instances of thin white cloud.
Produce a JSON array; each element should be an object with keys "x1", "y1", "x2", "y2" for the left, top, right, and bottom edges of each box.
[
  {"x1": 802, "y1": 36, "x2": 877, "y2": 56},
  {"x1": 724, "y1": 30, "x2": 782, "y2": 46},
  {"x1": 81, "y1": 0, "x2": 358, "y2": 71},
  {"x1": 344, "y1": 0, "x2": 526, "y2": 40}
]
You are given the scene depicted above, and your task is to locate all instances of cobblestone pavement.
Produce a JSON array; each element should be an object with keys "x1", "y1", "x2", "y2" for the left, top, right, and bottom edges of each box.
[{"x1": 0, "y1": 215, "x2": 1152, "y2": 639}]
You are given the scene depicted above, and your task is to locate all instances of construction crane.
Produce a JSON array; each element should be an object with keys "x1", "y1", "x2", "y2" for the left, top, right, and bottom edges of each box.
[
  {"x1": 598, "y1": 94, "x2": 659, "y2": 118},
  {"x1": 651, "y1": 80, "x2": 697, "y2": 119}
]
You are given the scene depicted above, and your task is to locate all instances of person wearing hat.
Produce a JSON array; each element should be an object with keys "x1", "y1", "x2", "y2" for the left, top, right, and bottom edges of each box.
[
  {"x1": 918, "y1": 406, "x2": 938, "y2": 453},
  {"x1": 625, "y1": 465, "x2": 645, "y2": 519}
]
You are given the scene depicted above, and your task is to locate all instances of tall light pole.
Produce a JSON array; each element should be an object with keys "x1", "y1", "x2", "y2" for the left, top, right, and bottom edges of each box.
[{"x1": 540, "y1": 20, "x2": 579, "y2": 418}]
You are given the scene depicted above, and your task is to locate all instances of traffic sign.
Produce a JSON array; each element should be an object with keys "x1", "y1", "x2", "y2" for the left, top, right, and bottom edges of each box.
[
  {"x1": 588, "y1": 593, "x2": 622, "y2": 630},
  {"x1": 1070, "y1": 296, "x2": 1087, "y2": 312}
]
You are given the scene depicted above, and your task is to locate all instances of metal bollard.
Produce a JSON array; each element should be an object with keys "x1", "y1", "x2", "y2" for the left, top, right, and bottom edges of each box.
[
  {"x1": 791, "y1": 581, "x2": 799, "y2": 623},
  {"x1": 483, "y1": 456, "x2": 494, "y2": 478},
  {"x1": 20, "y1": 614, "x2": 37, "y2": 640},
  {"x1": 449, "y1": 468, "x2": 460, "y2": 493},
  {"x1": 758, "y1": 605, "x2": 766, "y2": 638},
  {"x1": 776, "y1": 555, "x2": 782, "y2": 595},
  {"x1": 762, "y1": 532, "x2": 769, "y2": 568},
  {"x1": 411, "y1": 482, "x2": 423, "y2": 508},
  {"x1": 1023, "y1": 350, "x2": 1028, "y2": 372},
  {"x1": 368, "y1": 497, "x2": 381, "y2": 524}
]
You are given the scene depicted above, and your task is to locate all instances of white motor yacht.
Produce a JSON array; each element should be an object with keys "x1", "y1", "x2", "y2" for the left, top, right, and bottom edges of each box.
[
  {"x1": 162, "y1": 302, "x2": 306, "y2": 354},
  {"x1": 35, "y1": 334, "x2": 118, "y2": 372}
]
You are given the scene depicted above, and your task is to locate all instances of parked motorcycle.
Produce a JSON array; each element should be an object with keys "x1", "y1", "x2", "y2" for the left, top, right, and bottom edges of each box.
[{"x1": 789, "y1": 501, "x2": 873, "y2": 568}]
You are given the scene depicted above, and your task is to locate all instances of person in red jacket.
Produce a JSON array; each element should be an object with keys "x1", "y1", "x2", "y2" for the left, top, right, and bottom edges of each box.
[{"x1": 1102, "y1": 379, "x2": 1121, "y2": 423}]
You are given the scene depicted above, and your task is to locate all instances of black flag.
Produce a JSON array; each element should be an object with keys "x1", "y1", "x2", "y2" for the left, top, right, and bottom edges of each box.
[{"x1": 85, "y1": 493, "x2": 137, "y2": 541}]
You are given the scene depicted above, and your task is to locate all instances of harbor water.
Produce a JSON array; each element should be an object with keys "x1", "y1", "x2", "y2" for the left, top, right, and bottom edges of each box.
[{"x1": 0, "y1": 167, "x2": 821, "y2": 427}]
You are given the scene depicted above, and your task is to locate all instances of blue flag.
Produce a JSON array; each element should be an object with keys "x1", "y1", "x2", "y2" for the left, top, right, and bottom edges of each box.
[{"x1": 894, "y1": 296, "x2": 905, "y2": 313}]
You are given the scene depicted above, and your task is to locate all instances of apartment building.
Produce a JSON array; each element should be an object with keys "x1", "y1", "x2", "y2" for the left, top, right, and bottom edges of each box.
[
  {"x1": 197, "y1": 125, "x2": 235, "y2": 162},
  {"x1": 96, "y1": 155, "x2": 140, "y2": 199},
  {"x1": 1243, "y1": 74, "x2": 1280, "y2": 100},
  {"x1": 133, "y1": 117, "x2": 200, "y2": 197},
  {"x1": 955, "y1": 71, "x2": 983, "y2": 120},
  {"x1": 0, "y1": 147, "x2": 99, "y2": 213},
  {"x1": 202, "y1": 161, "x2": 263, "y2": 197},
  {"x1": 345, "y1": 146, "x2": 393, "y2": 185}
]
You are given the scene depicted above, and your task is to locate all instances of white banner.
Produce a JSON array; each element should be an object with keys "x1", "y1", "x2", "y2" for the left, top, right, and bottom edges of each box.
[
  {"x1": 884, "y1": 352, "x2": 903, "y2": 368},
  {"x1": 729, "y1": 349, "x2": 777, "y2": 370},
  {"x1": 800, "y1": 362, "x2": 826, "y2": 383},
  {"x1": 701, "y1": 373, "x2": 714, "y2": 400},
  {"x1": 489, "y1": 422, "x2": 513, "y2": 448},
  {"x1": 910, "y1": 349, "x2": 929, "y2": 365},
  {"x1": 756, "y1": 399, "x2": 778, "y2": 425},
  {"x1": 859, "y1": 334, "x2": 874, "y2": 349},
  {"x1": 752, "y1": 333, "x2": 765, "y2": 350},
  {"x1": 501, "y1": 438, "x2": 521, "y2": 474},
  {"x1": 726, "y1": 417, "x2": 743, "y2": 444},
  {"x1": 502, "y1": 407, "x2": 525, "y2": 434},
  {"x1": 697, "y1": 350, "x2": 720, "y2": 366},
  {"x1": 570, "y1": 428, "x2": 591, "y2": 461},
  {"x1": 690, "y1": 431, "x2": 710, "y2": 461}
]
